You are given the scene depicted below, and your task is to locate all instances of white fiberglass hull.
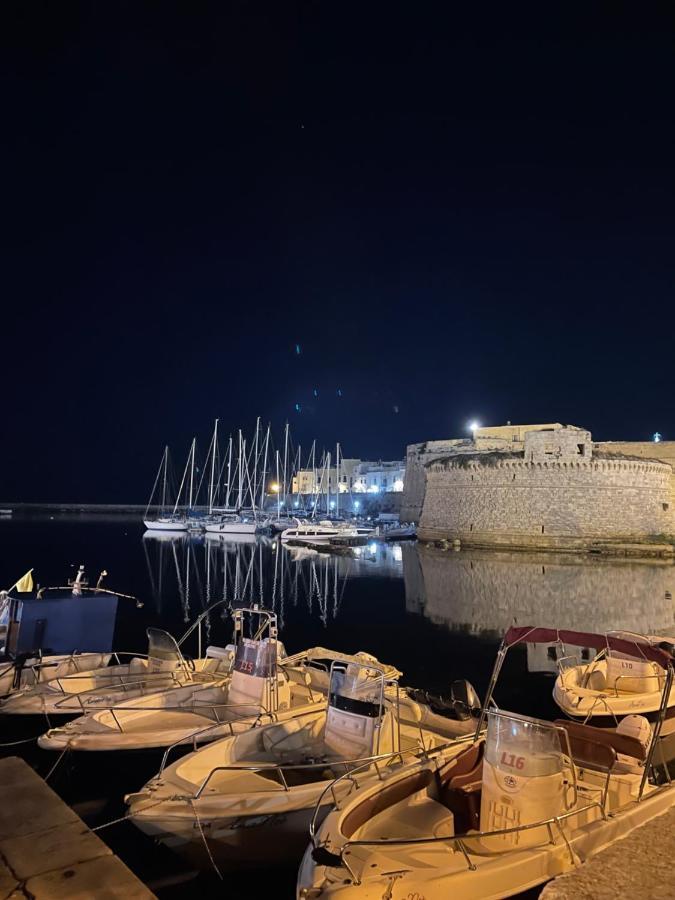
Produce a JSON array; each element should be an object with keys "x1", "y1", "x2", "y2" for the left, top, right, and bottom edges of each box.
[
  {"x1": 298, "y1": 783, "x2": 675, "y2": 899},
  {"x1": 127, "y1": 718, "x2": 472, "y2": 868},
  {"x1": 204, "y1": 521, "x2": 258, "y2": 535},
  {"x1": 0, "y1": 652, "x2": 111, "y2": 698},
  {"x1": 143, "y1": 519, "x2": 189, "y2": 532}
]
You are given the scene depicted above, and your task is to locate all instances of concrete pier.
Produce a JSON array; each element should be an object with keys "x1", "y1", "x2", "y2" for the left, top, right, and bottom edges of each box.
[
  {"x1": 540, "y1": 805, "x2": 675, "y2": 899},
  {"x1": 0, "y1": 756, "x2": 154, "y2": 899}
]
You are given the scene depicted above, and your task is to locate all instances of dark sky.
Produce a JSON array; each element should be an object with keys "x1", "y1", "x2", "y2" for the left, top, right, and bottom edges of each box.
[{"x1": 3, "y1": 3, "x2": 675, "y2": 501}]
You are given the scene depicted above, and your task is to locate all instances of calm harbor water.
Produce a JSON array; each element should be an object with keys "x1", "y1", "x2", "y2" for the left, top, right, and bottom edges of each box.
[{"x1": 2, "y1": 514, "x2": 675, "y2": 897}]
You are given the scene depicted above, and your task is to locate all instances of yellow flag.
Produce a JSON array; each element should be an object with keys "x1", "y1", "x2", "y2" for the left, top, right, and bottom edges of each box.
[{"x1": 14, "y1": 570, "x2": 34, "y2": 592}]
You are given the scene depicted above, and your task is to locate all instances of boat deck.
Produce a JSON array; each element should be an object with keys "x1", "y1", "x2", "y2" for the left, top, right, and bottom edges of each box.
[{"x1": 0, "y1": 756, "x2": 155, "y2": 898}]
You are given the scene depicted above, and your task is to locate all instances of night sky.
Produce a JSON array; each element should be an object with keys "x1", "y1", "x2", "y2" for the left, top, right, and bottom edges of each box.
[{"x1": 3, "y1": 4, "x2": 675, "y2": 502}]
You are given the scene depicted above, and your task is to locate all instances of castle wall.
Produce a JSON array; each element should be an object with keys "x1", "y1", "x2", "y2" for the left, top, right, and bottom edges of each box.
[
  {"x1": 400, "y1": 439, "x2": 465, "y2": 523},
  {"x1": 418, "y1": 456, "x2": 673, "y2": 549}
]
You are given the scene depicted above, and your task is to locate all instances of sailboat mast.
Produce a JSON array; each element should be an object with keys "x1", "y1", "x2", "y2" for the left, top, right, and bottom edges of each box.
[
  {"x1": 161, "y1": 446, "x2": 168, "y2": 512},
  {"x1": 276, "y1": 450, "x2": 281, "y2": 519},
  {"x1": 173, "y1": 443, "x2": 192, "y2": 517},
  {"x1": 283, "y1": 422, "x2": 289, "y2": 507},
  {"x1": 259, "y1": 424, "x2": 270, "y2": 512},
  {"x1": 237, "y1": 431, "x2": 244, "y2": 509},
  {"x1": 188, "y1": 438, "x2": 196, "y2": 510},
  {"x1": 145, "y1": 447, "x2": 167, "y2": 519},
  {"x1": 207, "y1": 419, "x2": 219, "y2": 513},
  {"x1": 252, "y1": 417, "x2": 261, "y2": 504},
  {"x1": 336, "y1": 442, "x2": 340, "y2": 518},
  {"x1": 225, "y1": 435, "x2": 233, "y2": 509},
  {"x1": 326, "y1": 451, "x2": 331, "y2": 516}
]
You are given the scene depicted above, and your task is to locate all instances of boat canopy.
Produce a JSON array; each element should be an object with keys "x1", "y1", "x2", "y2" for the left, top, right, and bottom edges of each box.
[{"x1": 503, "y1": 626, "x2": 673, "y2": 670}]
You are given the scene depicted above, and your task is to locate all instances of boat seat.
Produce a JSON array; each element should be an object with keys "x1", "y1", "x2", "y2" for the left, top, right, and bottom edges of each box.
[
  {"x1": 341, "y1": 768, "x2": 436, "y2": 839},
  {"x1": 583, "y1": 669, "x2": 606, "y2": 691},
  {"x1": 554, "y1": 720, "x2": 648, "y2": 775},
  {"x1": 206, "y1": 645, "x2": 234, "y2": 661},
  {"x1": 436, "y1": 743, "x2": 484, "y2": 833}
]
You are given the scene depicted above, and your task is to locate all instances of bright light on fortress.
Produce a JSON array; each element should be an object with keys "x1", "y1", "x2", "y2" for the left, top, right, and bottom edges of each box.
[{"x1": 468, "y1": 421, "x2": 480, "y2": 432}]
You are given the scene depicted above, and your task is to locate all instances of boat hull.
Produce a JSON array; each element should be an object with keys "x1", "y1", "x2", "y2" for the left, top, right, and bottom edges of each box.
[
  {"x1": 204, "y1": 522, "x2": 258, "y2": 535},
  {"x1": 143, "y1": 519, "x2": 189, "y2": 532}
]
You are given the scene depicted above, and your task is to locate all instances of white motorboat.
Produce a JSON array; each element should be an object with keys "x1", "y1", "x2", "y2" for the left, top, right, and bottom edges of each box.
[
  {"x1": 281, "y1": 520, "x2": 361, "y2": 545},
  {"x1": 0, "y1": 624, "x2": 232, "y2": 717},
  {"x1": 125, "y1": 659, "x2": 479, "y2": 868},
  {"x1": 36, "y1": 611, "x2": 356, "y2": 753},
  {"x1": 0, "y1": 565, "x2": 140, "y2": 699},
  {"x1": 1, "y1": 652, "x2": 111, "y2": 698},
  {"x1": 299, "y1": 627, "x2": 675, "y2": 900},
  {"x1": 553, "y1": 629, "x2": 675, "y2": 724}
]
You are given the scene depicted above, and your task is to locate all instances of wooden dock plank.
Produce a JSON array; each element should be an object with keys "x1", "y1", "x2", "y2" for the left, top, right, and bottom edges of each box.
[{"x1": 0, "y1": 757, "x2": 154, "y2": 900}]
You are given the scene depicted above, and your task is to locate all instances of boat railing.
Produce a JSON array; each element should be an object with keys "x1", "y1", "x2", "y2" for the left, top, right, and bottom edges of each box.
[
  {"x1": 609, "y1": 671, "x2": 664, "y2": 696},
  {"x1": 308, "y1": 733, "x2": 478, "y2": 845},
  {"x1": 191, "y1": 745, "x2": 432, "y2": 801},
  {"x1": 157, "y1": 705, "x2": 298, "y2": 772},
  {"x1": 52, "y1": 670, "x2": 192, "y2": 710},
  {"x1": 92, "y1": 699, "x2": 280, "y2": 739},
  {"x1": 333, "y1": 799, "x2": 607, "y2": 884}
]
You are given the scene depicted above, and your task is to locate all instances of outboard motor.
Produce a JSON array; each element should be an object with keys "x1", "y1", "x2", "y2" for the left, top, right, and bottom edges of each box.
[
  {"x1": 480, "y1": 710, "x2": 569, "y2": 850},
  {"x1": 451, "y1": 680, "x2": 481, "y2": 720},
  {"x1": 405, "y1": 680, "x2": 481, "y2": 721}
]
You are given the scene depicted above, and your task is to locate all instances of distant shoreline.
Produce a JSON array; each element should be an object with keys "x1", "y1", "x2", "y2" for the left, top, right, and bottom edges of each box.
[{"x1": 0, "y1": 503, "x2": 155, "y2": 513}]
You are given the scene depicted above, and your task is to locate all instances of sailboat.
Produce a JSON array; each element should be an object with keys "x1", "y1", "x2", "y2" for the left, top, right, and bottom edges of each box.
[
  {"x1": 205, "y1": 422, "x2": 269, "y2": 536},
  {"x1": 143, "y1": 447, "x2": 189, "y2": 532}
]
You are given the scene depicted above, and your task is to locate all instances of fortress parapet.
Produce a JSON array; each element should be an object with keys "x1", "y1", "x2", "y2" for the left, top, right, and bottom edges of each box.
[{"x1": 403, "y1": 424, "x2": 674, "y2": 552}]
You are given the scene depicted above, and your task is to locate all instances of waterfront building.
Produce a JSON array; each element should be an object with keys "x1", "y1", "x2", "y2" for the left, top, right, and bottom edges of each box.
[{"x1": 292, "y1": 458, "x2": 405, "y2": 495}]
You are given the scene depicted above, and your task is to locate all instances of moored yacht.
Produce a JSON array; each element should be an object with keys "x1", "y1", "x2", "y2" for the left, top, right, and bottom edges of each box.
[
  {"x1": 37, "y1": 608, "x2": 336, "y2": 752},
  {"x1": 553, "y1": 629, "x2": 675, "y2": 724},
  {"x1": 299, "y1": 627, "x2": 675, "y2": 899},
  {"x1": 125, "y1": 658, "x2": 479, "y2": 867},
  {"x1": 281, "y1": 520, "x2": 361, "y2": 544}
]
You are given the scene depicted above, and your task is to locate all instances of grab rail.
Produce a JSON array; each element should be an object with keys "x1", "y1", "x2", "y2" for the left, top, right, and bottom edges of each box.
[
  {"x1": 334, "y1": 801, "x2": 605, "y2": 884},
  {"x1": 52, "y1": 670, "x2": 189, "y2": 710},
  {"x1": 191, "y1": 747, "x2": 434, "y2": 801},
  {"x1": 308, "y1": 733, "x2": 477, "y2": 843}
]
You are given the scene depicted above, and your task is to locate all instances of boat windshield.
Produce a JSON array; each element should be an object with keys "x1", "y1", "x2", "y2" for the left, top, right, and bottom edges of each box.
[
  {"x1": 146, "y1": 628, "x2": 186, "y2": 671},
  {"x1": 233, "y1": 637, "x2": 276, "y2": 678},
  {"x1": 486, "y1": 709, "x2": 566, "y2": 777},
  {"x1": 328, "y1": 661, "x2": 385, "y2": 718}
]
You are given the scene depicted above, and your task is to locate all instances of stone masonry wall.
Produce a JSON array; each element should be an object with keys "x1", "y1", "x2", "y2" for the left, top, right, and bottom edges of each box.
[
  {"x1": 418, "y1": 456, "x2": 673, "y2": 548},
  {"x1": 400, "y1": 439, "x2": 465, "y2": 523}
]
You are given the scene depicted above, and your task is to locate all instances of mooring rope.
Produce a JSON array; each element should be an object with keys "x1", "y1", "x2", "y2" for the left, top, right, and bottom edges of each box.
[
  {"x1": 189, "y1": 798, "x2": 223, "y2": 880},
  {"x1": 44, "y1": 746, "x2": 69, "y2": 782},
  {"x1": 0, "y1": 735, "x2": 38, "y2": 747}
]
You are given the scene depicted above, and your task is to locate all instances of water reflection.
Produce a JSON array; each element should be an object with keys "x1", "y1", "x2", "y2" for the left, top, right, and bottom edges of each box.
[
  {"x1": 141, "y1": 533, "x2": 675, "y2": 676},
  {"x1": 141, "y1": 533, "x2": 404, "y2": 630},
  {"x1": 403, "y1": 545, "x2": 675, "y2": 671}
]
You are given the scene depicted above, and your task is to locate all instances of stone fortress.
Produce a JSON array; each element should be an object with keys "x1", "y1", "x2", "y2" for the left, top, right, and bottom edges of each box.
[{"x1": 401, "y1": 423, "x2": 675, "y2": 553}]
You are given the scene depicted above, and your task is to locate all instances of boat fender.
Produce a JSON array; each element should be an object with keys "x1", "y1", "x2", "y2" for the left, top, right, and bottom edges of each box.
[{"x1": 616, "y1": 714, "x2": 652, "y2": 749}]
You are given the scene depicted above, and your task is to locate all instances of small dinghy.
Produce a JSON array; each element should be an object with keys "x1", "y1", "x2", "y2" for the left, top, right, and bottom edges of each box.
[
  {"x1": 36, "y1": 610, "x2": 368, "y2": 753},
  {"x1": 125, "y1": 659, "x2": 479, "y2": 868},
  {"x1": 553, "y1": 630, "x2": 675, "y2": 724},
  {"x1": 299, "y1": 626, "x2": 675, "y2": 900}
]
